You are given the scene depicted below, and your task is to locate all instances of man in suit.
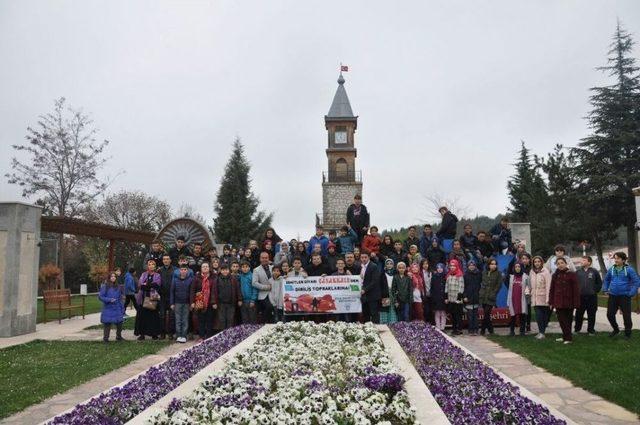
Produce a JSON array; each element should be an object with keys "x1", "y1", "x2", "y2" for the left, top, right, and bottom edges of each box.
[
  {"x1": 359, "y1": 252, "x2": 382, "y2": 324},
  {"x1": 252, "y1": 251, "x2": 273, "y2": 323}
]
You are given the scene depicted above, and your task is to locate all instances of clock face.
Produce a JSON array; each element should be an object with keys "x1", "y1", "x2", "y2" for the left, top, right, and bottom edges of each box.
[{"x1": 335, "y1": 131, "x2": 347, "y2": 144}]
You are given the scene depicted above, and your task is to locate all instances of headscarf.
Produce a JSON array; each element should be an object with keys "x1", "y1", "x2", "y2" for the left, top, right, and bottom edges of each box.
[
  {"x1": 409, "y1": 263, "x2": 424, "y2": 291},
  {"x1": 434, "y1": 263, "x2": 446, "y2": 277},
  {"x1": 512, "y1": 262, "x2": 524, "y2": 277},
  {"x1": 384, "y1": 258, "x2": 395, "y2": 276},
  {"x1": 447, "y1": 259, "x2": 463, "y2": 277},
  {"x1": 466, "y1": 259, "x2": 480, "y2": 274}
]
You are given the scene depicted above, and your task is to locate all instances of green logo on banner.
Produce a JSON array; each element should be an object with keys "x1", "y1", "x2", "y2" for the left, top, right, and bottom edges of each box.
[{"x1": 350, "y1": 285, "x2": 360, "y2": 292}]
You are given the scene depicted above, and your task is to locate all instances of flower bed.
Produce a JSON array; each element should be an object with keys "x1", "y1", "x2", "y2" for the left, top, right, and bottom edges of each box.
[
  {"x1": 151, "y1": 322, "x2": 417, "y2": 424},
  {"x1": 48, "y1": 325, "x2": 261, "y2": 425},
  {"x1": 391, "y1": 322, "x2": 565, "y2": 425}
]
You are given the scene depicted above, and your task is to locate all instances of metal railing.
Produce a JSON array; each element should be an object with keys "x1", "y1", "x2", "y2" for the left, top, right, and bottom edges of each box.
[{"x1": 322, "y1": 170, "x2": 362, "y2": 183}]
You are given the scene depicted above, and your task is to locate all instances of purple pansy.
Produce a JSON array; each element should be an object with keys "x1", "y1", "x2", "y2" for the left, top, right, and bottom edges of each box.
[
  {"x1": 47, "y1": 325, "x2": 261, "y2": 425},
  {"x1": 390, "y1": 322, "x2": 566, "y2": 425}
]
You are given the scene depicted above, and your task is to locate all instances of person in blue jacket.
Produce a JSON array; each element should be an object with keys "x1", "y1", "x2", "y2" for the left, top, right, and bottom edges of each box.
[
  {"x1": 170, "y1": 264, "x2": 193, "y2": 343},
  {"x1": 603, "y1": 251, "x2": 640, "y2": 339},
  {"x1": 307, "y1": 225, "x2": 330, "y2": 256},
  {"x1": 239, "y1": 260, "x2": 258, "y2": 324},
  {"x1": 337, "y1": 225, "x2": 359, "y2": 255},
  {"x1": 99, "y1": 271, "x2": 125, "y2": 342},
  {"x1": 123, "y1": 267, "x2": 138, "y2": 316}
]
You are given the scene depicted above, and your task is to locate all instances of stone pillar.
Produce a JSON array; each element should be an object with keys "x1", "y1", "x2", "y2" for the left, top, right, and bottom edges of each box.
[
  {"x1": 510, "y1": 223, "x2": 532, "y2": 253},
  {"x1": 633, "y1": 187, "x2": 640, "y2": 270},
  {"x1": 0, "y1": 202, "x2": 42, "y2": 337}
]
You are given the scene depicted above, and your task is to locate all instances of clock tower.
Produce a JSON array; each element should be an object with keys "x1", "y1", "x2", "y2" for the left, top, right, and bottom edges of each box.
[{"x1": 316, "y1": 72, "x2": 363, "y2": 232}]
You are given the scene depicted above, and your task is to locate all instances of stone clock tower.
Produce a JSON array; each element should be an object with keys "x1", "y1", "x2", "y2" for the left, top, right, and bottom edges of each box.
[{"x1": 316, "y1": 72, "x2": 363, "y2": 232}]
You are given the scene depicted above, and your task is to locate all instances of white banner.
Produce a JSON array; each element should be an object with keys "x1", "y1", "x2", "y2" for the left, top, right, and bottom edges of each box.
[{"x1": 283, "y1": 275, "x2": 362, "y2": 315}]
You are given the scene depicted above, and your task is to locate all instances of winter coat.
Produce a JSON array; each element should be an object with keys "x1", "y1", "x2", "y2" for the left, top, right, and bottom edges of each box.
[
  {"x1": 379, "y1": 242, "x2": 395, "y2": 260},
  {"x1": 346, "y1": 204, "x2": 370, "y2": 234},
  {"x1": 549, "y1": 269, "x2": 580, "y2": 309},
  {"x1": 217, "y1": 275, "x2": 242, "y2": 305},
  {"x1": 463, "y1": 269, "x2": 482, "y2": 305},
  {"x1": 507, "y1": 274, "x2": 531, "y2": 316},
  {"x1": 576, "y1": 267, "x2": 602, "y2": 296},
  {"x1": 170, "y1": 274, "x2": 193, "y2": 305},
  {"x1": 479, "y1": 270, "x2": 502, "y2": 306},
  {"x1": 529, "y1": 268, "x2": 552, "y2": 307},
  {"x1": 430, "y1": 273, "x2": 447, "y2": 310},
  {"x1": 124, "y1": 272, "x2": 137, "y2": 295},
  {"x1": 307, "y1": 235, "x2": 330, "y2": 256},
  {"x1": 168, "y1": 246, "x2": 192, "y2": 266},
  {"x1": 419, "y1": 233, "x2": 436, "y2": 257},
  {"x1": 190, "y1": 273, "x2": 219, "y2": 306},
  {"x1": 603, "y1": 265, "x2": 640, "y2": 297},
  {"x1": 436, "y1": 212, "x2": 458, "y2": 240},
  {"x1": 337, "y1": 227, "x2": 359, "y2": 254},
  {"x1": 158, "y1": 265, "x2": 176, "y2": 300},
  {"x1": 269, "y1": 277, "x2": 285, "y2": 309},
  {"x1": 362, "y1": 235, "x2": 382, "y2": 255},
  {"x1": 459, "y1": 233, "x2": 478, "y2": 252},
  {"x1": 137, "y1": 272, "x2": 161, "y2": 305},
  {"x1": 305, "y1": 262, "x2": 329, "y2": 277},
  {"x1": 489, "y1": 224, "x2": 512, "y2": 250},
  {"x1": 239, "y1": 271, "x2": 258, "y2": 303},
  {"x1": 426, "y1": 247, "x2": 446, "y2": 271},
  {"x1": 445, "y1": 275, "x2": 465, "y2": 304},
  {"x1": 99, "y1": 283, "x2": 124, "y2": 324},
  {"x1": 392, "y1": 274, "x2": 412, "y2": 304}
]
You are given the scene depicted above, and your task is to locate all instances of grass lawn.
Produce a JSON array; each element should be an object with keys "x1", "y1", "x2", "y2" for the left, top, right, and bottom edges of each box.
[
  {"x1": 0, "y1": 339, "x2": 169, "y2": 419},
  {"x1": 37, "y1": 295, "x2": 103, "y2": 323},
  {"x1": 489, "y1": 330, "x2": 640, "y2": 416}
]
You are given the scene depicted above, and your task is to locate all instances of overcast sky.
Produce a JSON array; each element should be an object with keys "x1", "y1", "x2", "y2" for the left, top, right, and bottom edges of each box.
[{"x1": 1, "y1": 1, "x2": 639, "y2": 239}]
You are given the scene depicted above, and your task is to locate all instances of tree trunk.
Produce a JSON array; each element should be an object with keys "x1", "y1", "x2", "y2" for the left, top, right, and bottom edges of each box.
[
  {"x1": 58, "y1": 233, "x2": 65, "y2": 289},
  {"x1": 626, "y1": 222, "x2": 638, "y2": 271},
  {"x1": 593, "y1": 232, "x2": 607, "y2": 278}
]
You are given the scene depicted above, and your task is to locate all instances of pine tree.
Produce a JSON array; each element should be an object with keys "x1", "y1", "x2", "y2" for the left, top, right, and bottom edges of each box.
[
  {"x1": 507, "y1": 141, "x2": 553, "y2": 254},
  {"x1": 573, "y1": 21, "x2": 640, "y2": 268},
  {"x1": 213, "y1": 138, "x2": 273, "y2": 246}
]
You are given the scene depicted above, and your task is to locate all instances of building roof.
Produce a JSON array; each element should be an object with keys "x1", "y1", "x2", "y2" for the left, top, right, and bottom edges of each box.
[{"x1": 327, "y1": 72, "x2": 355, "y2": 118}]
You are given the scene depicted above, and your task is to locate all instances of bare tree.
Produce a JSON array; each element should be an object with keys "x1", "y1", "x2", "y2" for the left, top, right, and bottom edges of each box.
[
  {"x1": 5, "y1": 97, "x2": 113, "y2": 287},
  {"x1": 176, "y1": 203, "x2": 207, "y2": 226},
  {"x1": 423, "y1": 193, "x2": 473, "y2": 221},
  {"x1": 85, "y1": 190, "x2": 172, "y2": 232}
]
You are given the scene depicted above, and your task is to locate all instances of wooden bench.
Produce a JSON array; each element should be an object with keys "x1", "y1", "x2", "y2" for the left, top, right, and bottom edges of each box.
[{"x1": 42, "y1": 289, "x2": 86, "y2": 324}]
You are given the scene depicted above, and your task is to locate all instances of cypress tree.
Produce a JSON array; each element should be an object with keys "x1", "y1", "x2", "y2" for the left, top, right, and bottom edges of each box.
[
  {"x1": 573, "y1": 21, "x2": 640, "y2": 268},
  {"x1": 213, "y1": 138, "x2": 273, "y2": 246},
  {"x1": 507, "y1": 141, "x2": 553, "y2": 254}
]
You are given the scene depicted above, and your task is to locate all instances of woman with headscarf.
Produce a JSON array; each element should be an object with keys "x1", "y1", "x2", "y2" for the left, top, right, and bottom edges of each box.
[
  {"x1": 479, "y1": 258, "x2": 502, "y2": 335},
  {"x1": 520, "y1": 253, "x2": 533, "y2": 331},
  {"x1": 445, "y1": 259, "x2": 465, "y2": 335},
  {"x1": 463, "y1": 260, "x2": 482, "y2": 335},
  {"x1": 379, "y1": 258, "x2": 398, "y2": 324},
  {"x1": 530, "y1": 255, "x2": 552, "y2": 339},
  {"x1": 409, "y1": 262, "x2": 426, "y2": 321},
  {"x1": 135, "y1": 259, "x2": 162, "y2": 340},
  {"x1": 431, "y1": 263, "x2": 447, "y2": 330},
  {"x1": 261, "y1": 228, "x2": 282, "y2": 257},
  {"x1": 507, "y1": 262, "x2": 531, "y2": 336}
]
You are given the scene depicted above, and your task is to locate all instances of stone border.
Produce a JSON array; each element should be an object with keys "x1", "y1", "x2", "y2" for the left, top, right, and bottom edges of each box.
[
  {"x1": 377, "y1": 325, "x2": 451, "y2": 424},
  {"x1": 437, "y1": 330, "x2": 577, "y2": 425},
  {"x1": 126, "y1": 325, "x2": 273, "y2": 424}
]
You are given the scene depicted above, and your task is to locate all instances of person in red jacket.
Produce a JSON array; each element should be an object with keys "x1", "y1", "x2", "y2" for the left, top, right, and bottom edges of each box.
[
  {"x1": 361, "y1": 226, "x2": 382, "y2": 263},
  {"x1": 549, "y1": 257, "x2": 580, "y2": 344}
]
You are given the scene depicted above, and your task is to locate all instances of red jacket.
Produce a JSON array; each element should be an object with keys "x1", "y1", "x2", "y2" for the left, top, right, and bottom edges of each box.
[
  {"x1": 361, "y1": 235, "x2": 381, "y2": 255},
  {"x1": 549, "y1": 269, "x2": 580, "y2": 309},
  {"x1": 190, "y1": 273, "x2": 219, "y2": 306}
]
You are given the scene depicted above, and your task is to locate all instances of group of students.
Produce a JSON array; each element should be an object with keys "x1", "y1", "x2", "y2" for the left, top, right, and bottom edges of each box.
[{"x1": 98, "y1": 197, "x2": 640, "y2": 344}]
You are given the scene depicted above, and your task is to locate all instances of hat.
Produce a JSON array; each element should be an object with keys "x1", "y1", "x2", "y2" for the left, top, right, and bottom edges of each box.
[{"x1": 328, "y1": 242, "x2": 336, "y2": 250}]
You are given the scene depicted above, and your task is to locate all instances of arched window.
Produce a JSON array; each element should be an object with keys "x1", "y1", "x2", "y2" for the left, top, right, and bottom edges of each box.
[{"x1": 335, "y1": 158, "x2": 348, "y2": 180}]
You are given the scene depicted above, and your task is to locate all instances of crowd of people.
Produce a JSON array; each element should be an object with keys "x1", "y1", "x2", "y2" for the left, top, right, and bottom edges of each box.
[{"x1": 98, "y1": 195, "x2": 640, "y2": 345}]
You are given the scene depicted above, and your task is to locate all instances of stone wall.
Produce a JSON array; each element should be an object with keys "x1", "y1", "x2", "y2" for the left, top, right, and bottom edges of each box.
[
  {"x1": 322, "y1": 182, "x2": 363, "y2": 231},
  {"x1": 0, "y1": 202, "x2": 42, "y2": 337}
]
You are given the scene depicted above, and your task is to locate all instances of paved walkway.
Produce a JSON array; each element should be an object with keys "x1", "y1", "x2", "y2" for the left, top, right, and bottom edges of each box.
[
  {"x1": 1, "y1": 339, "x2": 194, "y2": 425},
  {"x1": 450, "y1": 330, "x2": 639, "y2": 424},
  {"x1": 0, "y1": 308, "x2": 140, "y2": 349}
]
